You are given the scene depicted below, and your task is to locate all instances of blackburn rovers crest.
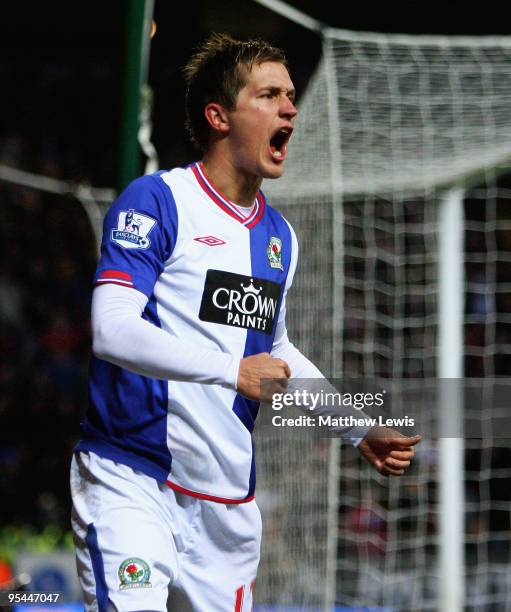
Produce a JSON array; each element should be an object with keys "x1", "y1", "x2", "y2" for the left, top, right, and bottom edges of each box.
[
  {"x1": 111, "y1": 209, "x2": 157, "y2": 250},
  {"x1": 267, "y1": 237, "x2": 283, "y2": 270},
  {"x1": 118, "y1": 557, "x2": 152, "y2": 590}
]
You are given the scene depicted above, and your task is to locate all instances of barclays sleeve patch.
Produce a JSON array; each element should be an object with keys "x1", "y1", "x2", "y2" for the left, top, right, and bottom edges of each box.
[{"x1": 111, "y1": 209, "x2": 157, "y2": 250}]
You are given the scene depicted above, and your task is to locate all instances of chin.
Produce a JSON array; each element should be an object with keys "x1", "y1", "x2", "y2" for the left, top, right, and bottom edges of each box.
[{"x1": 261, "y1": 161, "x2": 285, "y2": 179}]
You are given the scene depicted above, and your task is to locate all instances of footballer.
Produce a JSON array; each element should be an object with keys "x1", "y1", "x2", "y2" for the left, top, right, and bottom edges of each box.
[{"x1": 70, "y1": 34, "x2": 420, "y2": 611}]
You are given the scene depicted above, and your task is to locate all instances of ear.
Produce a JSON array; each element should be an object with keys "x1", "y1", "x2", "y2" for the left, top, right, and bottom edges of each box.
[{"x1": 204, "y1": 102, "x2": 230, "y2": 137}]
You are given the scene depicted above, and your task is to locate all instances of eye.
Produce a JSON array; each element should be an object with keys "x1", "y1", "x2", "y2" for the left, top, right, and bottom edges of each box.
[{"x1": 260, "y1": 91, "x2": 278, "y2": 99}]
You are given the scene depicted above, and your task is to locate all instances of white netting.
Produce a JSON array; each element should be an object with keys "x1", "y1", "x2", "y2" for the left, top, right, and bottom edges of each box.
[
  {"x1": 255, "y1": 29, "x2": 511, "y2": 610},
  {"x1": 463, "y1": 183, "x2": 511, "y2": 611},
  {"x1": 269, "y1": 31, "x2": 511, "y2": 199},
  {"x1": 0, "y1": 164, "x2": 115, "y2": 252}
]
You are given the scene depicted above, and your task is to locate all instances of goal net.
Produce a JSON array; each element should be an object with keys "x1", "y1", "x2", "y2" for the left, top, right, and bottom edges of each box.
[
  {"x1": 0, "y1": 164, "x2": 115, "y2": 252},
  {"x1": 255, "y1": 28, "x2": 511, "y2": 610}
]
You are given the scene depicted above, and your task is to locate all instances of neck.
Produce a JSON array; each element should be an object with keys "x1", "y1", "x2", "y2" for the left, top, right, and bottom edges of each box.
[{"x1": 202, "y1": 149, "x2": 262, "y2": 207}]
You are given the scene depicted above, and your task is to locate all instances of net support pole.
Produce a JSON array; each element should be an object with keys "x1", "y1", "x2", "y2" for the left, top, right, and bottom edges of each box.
[
  {"x1": 438, "y1": 187, "x2": 465, "y2": 612},
  {"x1": 252, "y1": 0, "x2": 324, "y2": 33},
  {"x1": 118, "y1": 0, "x2": 154, "y2": 192}
]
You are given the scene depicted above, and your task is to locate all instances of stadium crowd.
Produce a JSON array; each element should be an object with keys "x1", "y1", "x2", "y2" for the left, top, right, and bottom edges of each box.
[{"x1": 0, "y1": 134, "x2": 96, "y2": 539}]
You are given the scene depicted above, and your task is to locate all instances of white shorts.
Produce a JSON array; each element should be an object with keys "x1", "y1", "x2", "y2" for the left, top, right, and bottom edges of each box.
[{"x1": 70, "y1": 451, "x2": 261, "y2": 611}]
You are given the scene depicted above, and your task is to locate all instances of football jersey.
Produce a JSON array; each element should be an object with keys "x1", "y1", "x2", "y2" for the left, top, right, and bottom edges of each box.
[{"x1": 77, "y1": 162, "x2": 298, "y2": 503}]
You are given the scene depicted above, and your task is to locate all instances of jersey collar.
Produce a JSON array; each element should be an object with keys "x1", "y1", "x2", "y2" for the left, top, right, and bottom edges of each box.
[{"x1": 191, "y1": 162, "x2": 265, "y2": 229}]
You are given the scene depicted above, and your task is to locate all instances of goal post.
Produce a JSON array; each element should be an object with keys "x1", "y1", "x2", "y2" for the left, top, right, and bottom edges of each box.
[{"x1": 438, "y1": 188, "x2": 465, "y2": 612}]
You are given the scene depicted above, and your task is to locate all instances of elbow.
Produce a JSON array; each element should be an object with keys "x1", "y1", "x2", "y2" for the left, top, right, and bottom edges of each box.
[{"x1": 92, "y1": 320, "x2": 116, "y2": 362}]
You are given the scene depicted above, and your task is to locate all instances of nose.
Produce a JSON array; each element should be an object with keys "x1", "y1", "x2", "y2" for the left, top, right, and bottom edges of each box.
[{"x1": 280, "y1": 95, "x2": 298, "y2": 120}]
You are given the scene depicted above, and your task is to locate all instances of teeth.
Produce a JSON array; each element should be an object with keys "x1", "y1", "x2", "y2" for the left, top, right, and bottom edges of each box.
[
  {"x1": 281, "y1": 129, "x2": 289, "y2": 134},
  {"x1": 274, "y1": 151, "x2": 282, "y2": 157}
]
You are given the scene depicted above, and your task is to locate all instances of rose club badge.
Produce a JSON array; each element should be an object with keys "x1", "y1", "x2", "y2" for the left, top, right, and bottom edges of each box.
[
  {"x1": 118, "y1": 557, "x2": 152, "y2": 590},
  {"x1": 267, "y1": 236, "x2": 283, "y2": 270}
]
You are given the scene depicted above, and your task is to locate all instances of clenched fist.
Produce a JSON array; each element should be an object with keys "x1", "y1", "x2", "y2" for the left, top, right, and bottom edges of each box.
[{"x1": 237, "y1": 352, "x2": 290, "y2": 400}]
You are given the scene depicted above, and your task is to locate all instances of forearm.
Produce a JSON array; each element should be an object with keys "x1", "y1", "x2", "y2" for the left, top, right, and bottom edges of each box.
[
  {"x1": 92, "y1": 284, "x2": 239, "y2": 387},
  {"x1": 271, "y1": 334, "x2": 323, "y2": 379},
  {"x1": 271, "y1": 331, "x2": 368, "y2": 444}
]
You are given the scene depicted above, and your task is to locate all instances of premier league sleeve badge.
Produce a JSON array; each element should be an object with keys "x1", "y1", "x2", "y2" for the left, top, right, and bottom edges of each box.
[{"x1": 111, "y1": 209, "x2": 157, "y2": 250}]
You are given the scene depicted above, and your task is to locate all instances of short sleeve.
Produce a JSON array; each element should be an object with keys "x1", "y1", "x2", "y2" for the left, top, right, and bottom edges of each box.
[{"x1": 94, "y1": 174, "x2": 178, "y2": 298}]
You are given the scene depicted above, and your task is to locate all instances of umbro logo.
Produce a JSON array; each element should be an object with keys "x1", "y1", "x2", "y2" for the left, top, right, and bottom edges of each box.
[{"x1": 194, "y1": 235, "x2": 226, "y2": 246}]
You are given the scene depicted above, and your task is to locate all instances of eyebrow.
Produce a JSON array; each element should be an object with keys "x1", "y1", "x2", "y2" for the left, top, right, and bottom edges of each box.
[{"x1": 259, "y1": 85, "x2": 296, "y2": 100}]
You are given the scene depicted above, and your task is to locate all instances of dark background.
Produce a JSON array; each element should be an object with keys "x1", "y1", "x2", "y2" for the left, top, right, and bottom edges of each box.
[
  {"x1": 2, "y1": 1, "x2": 511, "y2": 186},
  {"x1": 1, "y1": 0, "x2": 511, "y2": 572}
]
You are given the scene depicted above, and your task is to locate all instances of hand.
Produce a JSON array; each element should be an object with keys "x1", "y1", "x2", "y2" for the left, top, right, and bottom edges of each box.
[
  {"x1": 357, "y1": 426, "x2": 421, "y2": 476},
  {"x1": 237, "y1": 352, "x2": 290, "y2": 401}
]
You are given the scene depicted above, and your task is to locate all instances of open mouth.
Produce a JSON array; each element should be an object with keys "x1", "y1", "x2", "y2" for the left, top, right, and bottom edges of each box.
[{"x1": 269, "y1": 127, "x2": 293, "y2": 161}]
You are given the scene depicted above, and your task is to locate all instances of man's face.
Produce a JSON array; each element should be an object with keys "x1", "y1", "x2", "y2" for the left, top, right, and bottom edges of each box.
[{"x1": 225, "y1": 61, "x2": 297, "y2": 179}]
